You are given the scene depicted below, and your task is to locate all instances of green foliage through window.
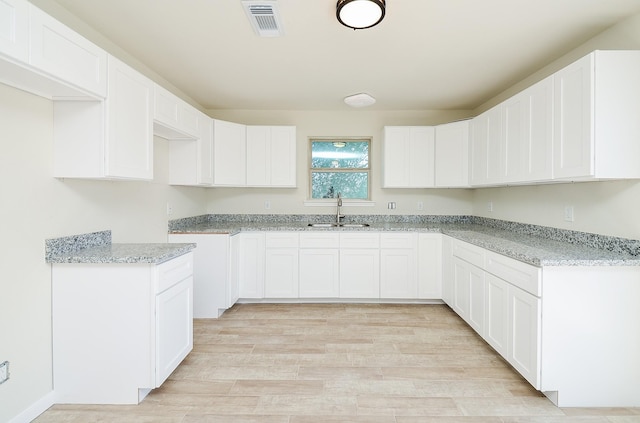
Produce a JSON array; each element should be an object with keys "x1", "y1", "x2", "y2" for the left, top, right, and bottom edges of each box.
[{"x1": 310, "y1": 139, "x2": 370, "y2": 199}]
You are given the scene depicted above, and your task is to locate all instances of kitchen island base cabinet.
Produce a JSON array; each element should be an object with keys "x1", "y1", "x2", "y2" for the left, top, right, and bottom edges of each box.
[{"x1": 51, "y1": 253, "x2": 193, "y2": 404}]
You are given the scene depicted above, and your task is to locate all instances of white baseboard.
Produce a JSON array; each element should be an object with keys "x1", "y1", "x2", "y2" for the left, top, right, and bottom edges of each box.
[{"x1": 9, "y1": 391, "x2": 55, "y2": 423}]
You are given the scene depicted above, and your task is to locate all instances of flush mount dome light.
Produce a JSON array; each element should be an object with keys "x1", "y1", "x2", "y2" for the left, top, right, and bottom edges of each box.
[
  {"x1": 344, "y1": 93, "x2": 376, "y2": 108},
  {"x1": 337, "y1": 0, "x2": 385, "y2": 30}
]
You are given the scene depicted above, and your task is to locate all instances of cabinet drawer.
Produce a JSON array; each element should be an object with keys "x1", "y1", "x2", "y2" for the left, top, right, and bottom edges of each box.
[
  {"x1": 452, "y1": 240, "x2": 485, "y2": 268},
  {"x1": 156, "y1": 252, "x2": 193, "y2": 293},
  {"x1": 340, "y1": 232, "x2": 380, "y2": 249},
  {"x1": 265, "y1": 232, "x2": 299, "y2": 248},
  {"x1": 300, "y1": 232, "x2": 339, "y2": 248},
  {"x1": 485, "y1": 250, "x2": 541, "y2": 297},
  {"x1": 380, "y1": 232, "x2": 416, "y2": 249}
]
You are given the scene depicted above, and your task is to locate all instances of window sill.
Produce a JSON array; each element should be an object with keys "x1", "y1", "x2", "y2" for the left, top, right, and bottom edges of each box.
[{"x1": 304, "y1": 200, "x2": 376, "y2": 207}]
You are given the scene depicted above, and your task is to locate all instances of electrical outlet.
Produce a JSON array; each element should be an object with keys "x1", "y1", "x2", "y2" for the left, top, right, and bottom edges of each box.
[
  {"x1": 0, "y1": 361, "x2": 9, "y2": 384},
  {"x1": 387, "y1": 202, "x2": 396, "y2": 210},
  {"x1": 166, "y1": 203, "x2": 173, "y2": 216},
  {"x1": 264, "y1": 200, "x2": 271, "y2": 210},
  {"x1": 564, "y1": 205, "x2": 575, "y2": 222},
  {"x1": 417, "y1": 201, "x2": 424, "y2": 210},
  {"x1": 487, "y1": 201, "x2": 493, "y2": 212}
]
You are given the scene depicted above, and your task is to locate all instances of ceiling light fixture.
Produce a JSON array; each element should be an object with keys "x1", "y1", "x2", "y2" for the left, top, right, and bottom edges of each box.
[
  {"x1": 344, "y1": 93, "x2": 376, "y2": 108},
  {"x1": 336, "y1": 0, "x2": 385, "y2": 30}
]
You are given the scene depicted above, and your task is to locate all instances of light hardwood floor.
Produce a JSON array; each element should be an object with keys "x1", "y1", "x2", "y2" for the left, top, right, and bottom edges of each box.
[{"x1": 35, "y1": 303, "x2": 640, "y2": 422}]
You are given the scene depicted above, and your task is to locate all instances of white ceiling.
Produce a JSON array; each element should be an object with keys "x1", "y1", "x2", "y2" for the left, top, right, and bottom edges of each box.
[{"x1": 33, "y1": 0, "x2": 640, "y2": 111}]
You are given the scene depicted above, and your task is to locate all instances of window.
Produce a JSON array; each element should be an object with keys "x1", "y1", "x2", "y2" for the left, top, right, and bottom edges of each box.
[{"x1": 309, "y1": 138, "x2": 370, "y2": 200}]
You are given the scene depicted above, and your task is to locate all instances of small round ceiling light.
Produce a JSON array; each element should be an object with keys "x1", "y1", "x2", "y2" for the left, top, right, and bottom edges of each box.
[
  {"x1": 344, "y1": 93, "x2": 376, "y2": 108},
  {"x1": 337, "y1": 0, "x2": 385, "y2": 30}
]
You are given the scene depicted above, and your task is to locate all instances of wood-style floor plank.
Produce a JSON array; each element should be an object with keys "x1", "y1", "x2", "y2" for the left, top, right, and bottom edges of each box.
[{"x1": 35, "y1": 304, "x2": 640, "y2": 422}]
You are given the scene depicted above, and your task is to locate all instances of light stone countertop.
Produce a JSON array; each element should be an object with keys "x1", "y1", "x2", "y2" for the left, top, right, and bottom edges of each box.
[
  {"x1": 168, "y1": 215, "x2": 640, "y2": 267},
  {"x1": 45, "y1": 230, "x2": 195, "y2": 264}
]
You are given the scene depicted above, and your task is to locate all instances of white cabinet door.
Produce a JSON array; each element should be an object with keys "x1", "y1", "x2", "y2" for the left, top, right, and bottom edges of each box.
[
  {"x1": 238, "y1": 233, "x2": 265, "y2": 299},
  {"x1": 265, "y1": 248, "x2": 299, "y2": 298},
  {"x1": 382, "y1": 126, "x2": 435, "y2": 188},
  {"x1": 417, "y1": 233, "x2": 442, "y2": 299},
  {"x1": 553, "y1": 51, "x2": 640, "y2": 181},
  {"x1": 452, "y1": 257, "x2": 471, "y2": 320},
  {"x1": 470, "y1": 105, "x2": 502, "y2": 186},
  {"x1": 213, "y1": 119, "x2": 247, "y2": 186},
  {"x1": 508, "y1": 284, "x2": 541, "y2": 389},
  {"x1": 153, "y1": 84, "x2": 200, "y2": 139},
  {"x1": 524, "y1": 76, "x2": 554, "y2": 182},
  {"x1": 484, "y1": 273, "x2": 509, "y2": 357},
  {"x1": 339, "y1": 249, "x2": 380, "y2": 298},
  {"x1": 246, "y1": 125, "x2": 296, "y2": 187},
  {"x1": 29, "y1": 5, "x2": 107, "y2": 97},
  {"x1": 0, "y1": 0, "x2": 28, "y2": 62},
  {"x1": 553, "y1": 53, "x2": 593, "y2": 179},
  {"x1": 434, "y1": 120, "x2": 470, "y2": 187},
  {"x1": 380, "y1": 233, "x2": 418, "y2": 299},
  {"x1": 299, "y1": 249, "x2": 339, "y2": 297},
  {"x1": 168, "y1": 111, "x2": 214, "y2": 186},
  {"x1": 52, "y1": 55, "x2": 154, "y2": 180},
  {"x1": 228, "y1": 234, "x2": 240, "y2": 308},
  {"x1": 105, "y1": 55, "x2": 154, "y2": 179},
  {"x1": 155, "y1": 275, "x2": 193, "y2": 385},
  {"x1": 441, "y1": 235, "x2": 454, "y2": 306}
]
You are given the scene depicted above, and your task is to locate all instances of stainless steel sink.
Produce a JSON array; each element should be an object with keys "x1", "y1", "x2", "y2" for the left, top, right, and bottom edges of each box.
[{"x1": 307, "y1": 223, "x2": 370, "y2": 228}]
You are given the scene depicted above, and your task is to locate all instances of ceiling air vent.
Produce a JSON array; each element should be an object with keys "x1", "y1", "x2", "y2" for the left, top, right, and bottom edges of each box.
[{"x1": 242, "y1": 1, "x2": 284, "y2": 37}]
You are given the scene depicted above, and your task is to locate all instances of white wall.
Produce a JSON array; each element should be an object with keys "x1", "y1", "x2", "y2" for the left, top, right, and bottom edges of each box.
[
  {"x1": 206, "y1": 109, "x2": 474, "y2": 216},
  {"x1": 471, "y1": 12, "x2": 640, "y2": 240},
  {"x1": 0, "y1": 83, "x2": 208, "y2": 422}
]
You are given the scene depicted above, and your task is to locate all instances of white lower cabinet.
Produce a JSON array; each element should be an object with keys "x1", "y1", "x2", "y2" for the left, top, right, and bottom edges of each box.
[
  {"x1": 441, "y1": 235, "x2": 454, "y2": 306},
  {"x1": 417, "y1": 233, "x2": 442, "y2": 299},
  {"x1": 168, "y1": 234, "x2": 231, "y2": 318},
  {"x1": 299, "y1": 232, "x2": 339, "y2": 297},
  {"x1": 507, "y1": 284, "x2": 541, "y2": 388},
  {"x1": 238, "y1": 232, "x2": 265, "y2": 299},
  {"x1": 299, "y1": 249, "x2": 339, "y2": 297},
  {"x1": 264, "y1": 232, "x2": 299, "y2": 298},
  {"x1": 51, "y1": 252, "x2": 193, "y2": 404},
  {"x1": 484, "y1": 273, "x2": 509, "y2": 357},
  {"x1": 451, "y1": 239, "x2": 541, "y2": 391},
  {"x1": 340, "y1": 233, "x2": 380, "y2": 298},
  {"x1": 380, "y1": 233, "x2": 418, "y2": 298},
  {"x1": 452, "y1": 256, "x2": 485, "y2": 335}
]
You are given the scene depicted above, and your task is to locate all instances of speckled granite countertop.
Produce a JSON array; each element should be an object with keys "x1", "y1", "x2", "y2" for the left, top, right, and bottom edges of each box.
[
  {"x1": 168, "y1": 214, "x2": 640, "y2": 267},
  {"x1": 45, "y1": 230, "x2": 195, "y2": 264}
]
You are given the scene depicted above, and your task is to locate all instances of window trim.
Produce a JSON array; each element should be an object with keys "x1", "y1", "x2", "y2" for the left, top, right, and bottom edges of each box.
[{"x1": 308, "y1": 136, "x2": 372, "y2": 201}]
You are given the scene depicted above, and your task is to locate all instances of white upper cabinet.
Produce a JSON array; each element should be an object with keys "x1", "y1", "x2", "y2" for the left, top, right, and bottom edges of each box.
[
  {"x1": 382, "y1": 126, "x2": 435, "y2": 188},
  {"x1": 0, "y1": 0, "x2": 28, "y2": 62},
  {"x1": 553, "y1": 50, "x2": 640, "y2": 180},
  {"x1": 169, "y1": 111, "x2": 214, "y2": 186},
  {"x1": 470, "y1": 105, "x2": 502, "y2": 186},
  {"x1": 153, "y1": 84, "x2": 200, "y2": 140},
  {"x1": 246, "y1": 125, "x2": 297, "y2": 187},
  {"x1": 470, "y1": 50, "x2": 640, "y2": 187},
  {"x1": 213, "y1": 119, "x2": 247, "y2": 186},
  {"x1": 0, "y1": 0, "x2": 106, "y2": 99},
  {"x1": 53, "y1": 55, "x2": 154, "y2": 180},
  {"x1": 434, "y1": 120, "x2": 470, "y2": 188},
  {"x1": 502, "y1": 76, "x2": 554, "y2": 183},
  {"x1": 29, "y1": 4, "x2": 107, "y2": 98}
]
